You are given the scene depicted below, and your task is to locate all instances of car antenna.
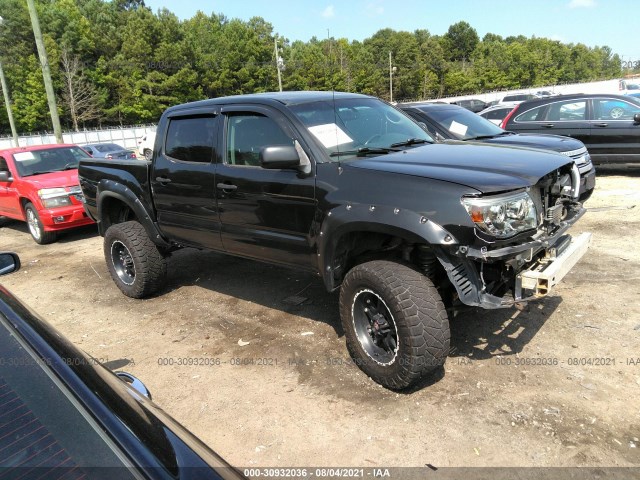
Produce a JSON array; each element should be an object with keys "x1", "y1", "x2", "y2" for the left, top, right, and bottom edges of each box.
[{"x1": 328, "y1": 29, "x2": 340, "y2": 158}]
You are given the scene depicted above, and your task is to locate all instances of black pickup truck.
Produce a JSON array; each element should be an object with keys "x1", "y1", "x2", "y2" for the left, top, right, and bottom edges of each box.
[{"x1": 79, "y1": 91, "x2": 593, "y2": 389}]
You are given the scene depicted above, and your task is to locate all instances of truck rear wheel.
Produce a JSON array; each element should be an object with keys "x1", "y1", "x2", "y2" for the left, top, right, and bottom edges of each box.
[
  {"x1": 339, "y1": 260, "x2": 450, "y2": 390},
  {"x1": 104, "y1": 221, "x2": 166, "y2": 298}
]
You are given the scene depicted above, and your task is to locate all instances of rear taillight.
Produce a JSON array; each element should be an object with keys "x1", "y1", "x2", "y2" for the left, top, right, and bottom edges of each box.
[
  {"x1": 500, "y1": 105, "x2": 519, "y2": 129},
  {"x1": 131, "y1": 153, "x2": 137, "y2": 158}
]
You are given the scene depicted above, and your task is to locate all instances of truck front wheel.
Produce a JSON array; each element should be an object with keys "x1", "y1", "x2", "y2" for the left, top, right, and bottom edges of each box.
[
  {"x1": 104, "y1": 221, "x2": 166, "y2": 298},
  {"x1": 339, "y1": 260, "x2": 450, "y2": 390}
]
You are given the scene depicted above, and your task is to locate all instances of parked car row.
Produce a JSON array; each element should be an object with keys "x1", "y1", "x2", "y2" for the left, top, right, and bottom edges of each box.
[
  {"x1": 400, "y1": 102, "x2": 595, "y2": 201},
  {"x1": 451, "y1": 93, "x2": 640, "y2": 164},
  {"x1": 501, "y1": 93, "x2": 640, "y2": 164},
  {"x1": 81, "y1": 143, "x2": 138, "y2": 160}
]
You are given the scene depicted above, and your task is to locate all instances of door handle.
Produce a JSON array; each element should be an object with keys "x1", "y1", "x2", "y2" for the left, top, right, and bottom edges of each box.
[
  {"x1": 155, "y1": 176, "x2": 171, "y2": 184},
  {"x1": 217, "y1": 182, "x2": 237, "y2": 191},
  {"x1": 594, "y1": 123, "x2": 608, "y2": 127},
  {"x1": 541, "y1": 123, "x2": 555, "y2": 128}
]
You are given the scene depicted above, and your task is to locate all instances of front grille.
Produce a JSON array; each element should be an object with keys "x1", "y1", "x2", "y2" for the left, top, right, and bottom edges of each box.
[{"x1": 559, "y1": 146, "x2": 592, "y2": 174}]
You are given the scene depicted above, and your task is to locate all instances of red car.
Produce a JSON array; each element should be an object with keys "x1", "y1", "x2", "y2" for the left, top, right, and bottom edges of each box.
[{"x1": 0, "y1": 144, "x2": 95, "y2": 244}]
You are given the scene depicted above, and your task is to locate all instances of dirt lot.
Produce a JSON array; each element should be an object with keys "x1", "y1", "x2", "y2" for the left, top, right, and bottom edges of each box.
[{"x1": 1, "y1": 168, "x2": 640, "y2": 471}]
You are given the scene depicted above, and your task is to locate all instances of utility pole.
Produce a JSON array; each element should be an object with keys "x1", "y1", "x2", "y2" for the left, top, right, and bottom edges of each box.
[
  {"x1": 274, "y1": 38, "x2": 283, "y2": 92},
  {"x1": 389, "y1": 52, "x2": 397, "y2": 103},
  {"x1": 0, "y1": 61, "x2": 18, "y2": 147},
  {"x1": 0, "y1": 17, "x2": 18, "y2": 146},
  {"x1": 26, "y1": 0, "x2": 62, "y2": 143}
]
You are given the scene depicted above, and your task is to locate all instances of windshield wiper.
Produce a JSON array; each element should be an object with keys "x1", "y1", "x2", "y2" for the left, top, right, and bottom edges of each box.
[
  {"x1": 57, "y1": 163, "x2": 79, "y2": 171},
  {"x1": 389, "y1": 138, "x2": 431, "y2": 148},
  {"x1": 329, "y1": 147, "x2": 399, "y2": 157},
  {"x1": 468, "y1": 131, "x2": 515, "y2": 140}
]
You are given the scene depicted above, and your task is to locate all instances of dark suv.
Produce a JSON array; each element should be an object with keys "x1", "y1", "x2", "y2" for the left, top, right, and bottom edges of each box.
[{"x1": 501, "y1": 93, "x2": 640, "y2": 164}]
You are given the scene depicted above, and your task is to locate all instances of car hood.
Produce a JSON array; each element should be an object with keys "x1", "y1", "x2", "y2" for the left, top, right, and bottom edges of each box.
[
  {"x1": 473, "y1": 133, "x2": 585, "y2": 153},
  {"x1": 348, "y1": 142, "x2": 572, "y2": 193},
  {"x1": 23, "y1": 170, "x2": 80, "y2": 189}
]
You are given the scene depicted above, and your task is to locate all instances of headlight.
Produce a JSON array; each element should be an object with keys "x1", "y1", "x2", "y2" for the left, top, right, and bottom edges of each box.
[
  {"x1": 462, "y1": 191, "x2": 538, "y2": 238},
  {"x1": 38, "y1": 188, "x2": 72, "y2": 208}
]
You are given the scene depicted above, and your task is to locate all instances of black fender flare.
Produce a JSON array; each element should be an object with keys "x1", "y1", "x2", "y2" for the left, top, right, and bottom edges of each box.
[
  {"x1": 96, "y1": 179, "x2": 170, "y2": 248},
  {"x1": 317, "y1": 203, "x2": 458, "y2": 291}
]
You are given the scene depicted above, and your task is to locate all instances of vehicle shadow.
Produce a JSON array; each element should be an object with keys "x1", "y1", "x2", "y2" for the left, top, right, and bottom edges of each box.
[
  {"x1": 448, "y1": 297, "x2": 561, "y2": 360},
  {"x1": 400, "y1": 299, "x2": 561, "y2": 393},
  {"x1": 594, "y1": 164, "x2": 640, "y2": 178},
  {"x1": 163, "y1": 248, "x2": 561, "y2": 369},
  {"x1": 0, "y1": 219, "x2": 99, "y2": 243},
  {"x1": 164, "y1": 248, "x2": 343, "y2": 336}
]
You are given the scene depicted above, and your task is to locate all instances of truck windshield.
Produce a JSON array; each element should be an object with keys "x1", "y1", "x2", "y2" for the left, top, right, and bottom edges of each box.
[
  {"x1": 289, "y1": 98, "x2": 432, "y2": 160},
  {"x1": 13, "y1": 147, "x2": 91, "y2": 177}
]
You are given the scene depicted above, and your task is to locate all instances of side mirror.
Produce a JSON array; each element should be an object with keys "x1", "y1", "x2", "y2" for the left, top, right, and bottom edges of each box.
[
  {"x1": 0, "y1": 252, "x2": 20, "y2": 276},
  {"x1": 260, "y1": 145, "x2": 300, "y2": 170},
  {"x1": 634, "y1": 113, "x2": 640, "y2": 124},
  {"x1": 116, "y1": 371, "x2": 152, "y2": 399},
  {"x1": 0, "y1": 171, "x2": 13, "y2": 182}
]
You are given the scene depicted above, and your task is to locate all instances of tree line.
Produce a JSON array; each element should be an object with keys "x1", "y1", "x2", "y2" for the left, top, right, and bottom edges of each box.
[{"x1": 0, "y1": 0, "x2": 626, "y2": 134}]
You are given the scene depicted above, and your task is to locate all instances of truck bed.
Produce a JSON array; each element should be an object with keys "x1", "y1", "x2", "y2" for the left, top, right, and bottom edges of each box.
[{"x1": 78, "y1": 158, "x2": 154, "y2": 227}]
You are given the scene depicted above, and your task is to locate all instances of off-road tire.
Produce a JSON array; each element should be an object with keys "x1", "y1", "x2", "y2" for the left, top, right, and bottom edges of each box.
[
  {"x1": 104, "y1": 221, "x2": 166, "y2": 298},
  {"x1": 339, "y1": 260, "x2": 450, "y2": 390},
  {"x1": 25, "y1": 203, "x2": 57, "y2": 244}
]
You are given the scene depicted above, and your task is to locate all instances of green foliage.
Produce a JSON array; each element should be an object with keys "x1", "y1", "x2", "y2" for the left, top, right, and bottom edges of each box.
[
  {"x1": 443, "y1": 21, "x2": 479, "y2": 62},
  {"x1": 0, "y1": 0, "x2": 625, "y2": 135}
]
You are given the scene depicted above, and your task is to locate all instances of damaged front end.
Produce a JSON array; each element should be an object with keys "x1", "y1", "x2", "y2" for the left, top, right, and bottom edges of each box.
[{"x1": 435, "y1": 162, "x2": 592, "y2": 309}]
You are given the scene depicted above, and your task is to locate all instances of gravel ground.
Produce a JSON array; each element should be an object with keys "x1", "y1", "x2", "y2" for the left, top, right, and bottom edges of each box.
[{"x1": 1, "y1": 167, "x2": 639, "y2": 474}]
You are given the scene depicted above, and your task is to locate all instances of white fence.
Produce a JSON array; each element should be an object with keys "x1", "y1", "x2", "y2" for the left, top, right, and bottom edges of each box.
[
  {"x1": 424, "y1": 79, "x2": 623, "y2": 105},
  {"x1": 0, "y1": 124, "x2": 157, "y2": 150}
]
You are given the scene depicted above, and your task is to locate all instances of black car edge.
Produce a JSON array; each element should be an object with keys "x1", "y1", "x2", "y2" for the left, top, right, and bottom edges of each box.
[{"x1": 0, "y1": 251, "x2": 244, "y2": 480}]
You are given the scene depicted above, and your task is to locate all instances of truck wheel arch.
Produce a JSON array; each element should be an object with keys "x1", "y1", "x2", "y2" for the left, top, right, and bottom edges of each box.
[
  {"x1": 96, "y1": 182, "x2": 169, "y2": 249},
  {"x1": 318, "y1": 206, "x2": 458, "y2": 291}
]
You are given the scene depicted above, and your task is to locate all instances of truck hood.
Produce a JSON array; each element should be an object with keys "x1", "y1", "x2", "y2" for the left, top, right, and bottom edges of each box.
[
  {"x1": 348, "y1": 142, "x2": 572, "y2": 193},
  {"x1": 470, "y1": 133, "x2": 585, "y2": 153},
  {"x1": 23, "y1": 170, "x2": 80, "y2": 189}
]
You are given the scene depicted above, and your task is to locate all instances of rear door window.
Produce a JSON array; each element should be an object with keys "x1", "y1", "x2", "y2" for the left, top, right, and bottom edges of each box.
[
  {"x1": 165, "y1": 116, "x2": 216, "y2": 163},
  {"x1": 514, "y1": 105, "x2": 546, "y2": 122},
  {"x1": 545, "y1": 100, "x2": 587, "y2": 121}
]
